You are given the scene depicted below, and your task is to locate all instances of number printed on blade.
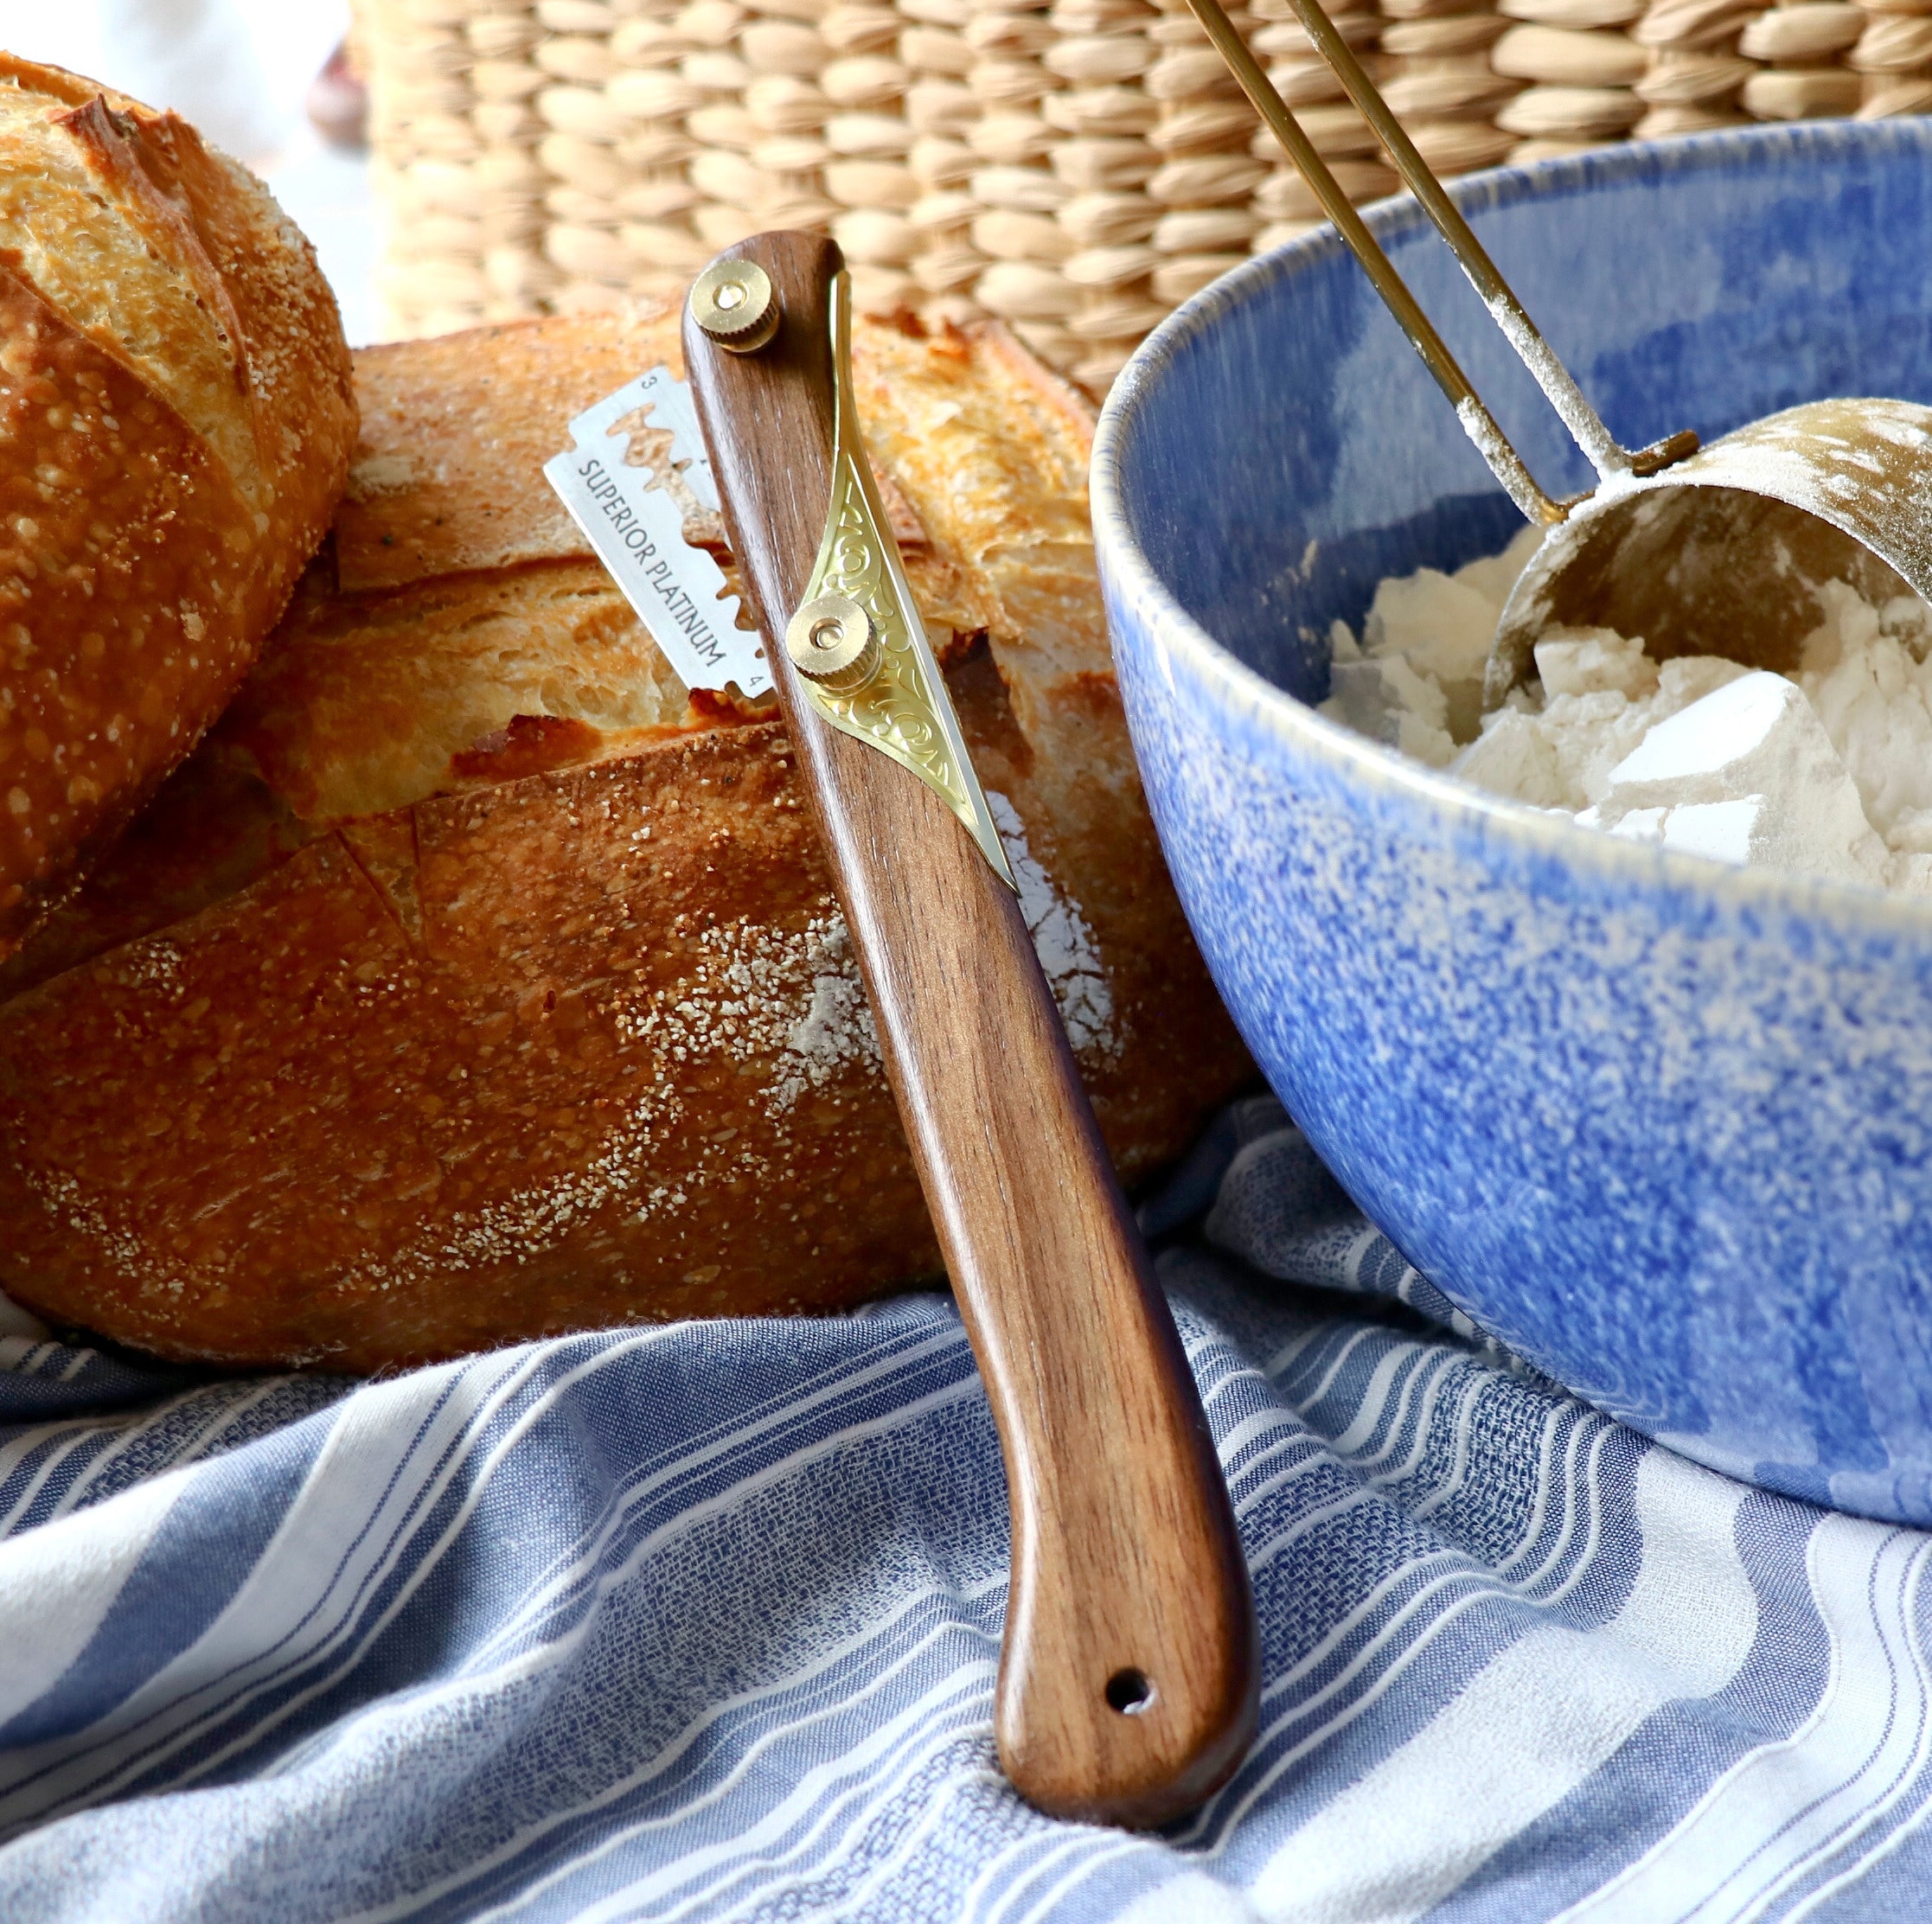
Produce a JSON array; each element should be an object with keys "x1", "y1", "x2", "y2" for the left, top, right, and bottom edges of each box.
[{"x1": 542, "y1": 366, "x2": 771, "y2": 698}]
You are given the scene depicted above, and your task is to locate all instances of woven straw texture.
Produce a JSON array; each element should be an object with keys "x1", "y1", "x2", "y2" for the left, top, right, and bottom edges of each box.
[{"x1": 360, "y1": 0, "x2": 1932, "y2": 390}]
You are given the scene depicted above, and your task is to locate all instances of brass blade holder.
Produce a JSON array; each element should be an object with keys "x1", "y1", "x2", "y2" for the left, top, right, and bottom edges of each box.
[{"x1": 690, "y1": 257, "x2": 1016, "y2": 888}]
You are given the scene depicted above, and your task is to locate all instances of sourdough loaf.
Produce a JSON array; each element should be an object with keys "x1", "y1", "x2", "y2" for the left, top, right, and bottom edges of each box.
[
  {"x1": 0, "y1": 306, "x2": 1251, "y2": 1371},
  {"x1": 0, "y1": 57, "x2": 356, "y2": 957}
]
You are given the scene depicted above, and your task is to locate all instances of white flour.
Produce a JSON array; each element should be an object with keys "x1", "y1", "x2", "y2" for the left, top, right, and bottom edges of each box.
[
  {"x1": 987, "y1": 790, "x2": 1118, "y2": 1062},
  {"x1": 1321, "y1": 531, "x2": 1932, "y2": 894}
]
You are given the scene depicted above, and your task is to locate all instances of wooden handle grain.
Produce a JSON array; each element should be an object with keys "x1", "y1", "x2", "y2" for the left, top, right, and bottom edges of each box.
[{"x1": 682, "y1": 233, "x2": 1257, "y2": 1827}]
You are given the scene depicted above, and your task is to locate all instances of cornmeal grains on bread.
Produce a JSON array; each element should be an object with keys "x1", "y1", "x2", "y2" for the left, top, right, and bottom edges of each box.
[
  {"x1": 0, "y1": 306, "x2": 1252, "y2": 1371},
  {"x1": 0, "y1": 57, "x2": 355, "y2": 957}
]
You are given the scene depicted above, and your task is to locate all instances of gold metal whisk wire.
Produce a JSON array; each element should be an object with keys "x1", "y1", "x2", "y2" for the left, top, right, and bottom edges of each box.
[{"x1": 1180, "y1": 0, "x2": 1701, "y2": 524}]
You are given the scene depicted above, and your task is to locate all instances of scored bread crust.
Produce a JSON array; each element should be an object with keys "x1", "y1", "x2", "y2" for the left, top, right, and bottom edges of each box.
[
  {"x1": 0, "y1": 306, "x2": 1251, "y2": 1371},
  {"x1": 0, "y1": 57, "x2": 356, "y2": 956},
  {"x1": 336, "y1": 311, "x2": 684, "y2": 592}
]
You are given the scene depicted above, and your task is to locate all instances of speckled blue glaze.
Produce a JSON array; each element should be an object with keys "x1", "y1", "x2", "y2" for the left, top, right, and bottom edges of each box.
[{"x1": 1095, "y1": 121, "x2": 1932, "y2": 1524}]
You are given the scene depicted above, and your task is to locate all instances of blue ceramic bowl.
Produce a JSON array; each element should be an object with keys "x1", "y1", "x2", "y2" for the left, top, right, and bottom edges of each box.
[{"x1": 1095, "y1": 121, "x2": 1932, "y2": 1525}]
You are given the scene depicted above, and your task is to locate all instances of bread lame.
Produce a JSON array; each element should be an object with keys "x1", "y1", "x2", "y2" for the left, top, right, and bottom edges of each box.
[{"x1": 640, "y1": 232, "x2": 1257, "y2": 1828}]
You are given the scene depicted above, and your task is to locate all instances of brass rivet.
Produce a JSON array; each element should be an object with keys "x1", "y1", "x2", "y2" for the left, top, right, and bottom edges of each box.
[
  {"x1": 690, "y1": 259, "x2": 779, "y2": 354},
  {"x1": 784, "y1": 593, "x2": 880, "y2": 694}
]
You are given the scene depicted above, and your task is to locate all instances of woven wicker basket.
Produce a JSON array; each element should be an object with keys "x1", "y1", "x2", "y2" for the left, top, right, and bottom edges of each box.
[{"x1": 357, "y1": 0, "x2": 1928, "y2": 393}]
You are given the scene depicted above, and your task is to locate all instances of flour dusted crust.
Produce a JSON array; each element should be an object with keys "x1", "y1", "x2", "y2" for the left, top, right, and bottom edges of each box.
[
  {"x1": 0, "y1": 57, "x2": 356, "y2": 956},
  {"x1": 0, "y1": 307, "x2": 1251, "y2": 1370}
]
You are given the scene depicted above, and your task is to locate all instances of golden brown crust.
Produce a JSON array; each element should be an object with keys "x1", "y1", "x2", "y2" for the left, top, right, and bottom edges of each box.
[
  {"x1": 216, "y1": 559, "x2": 698, "y2": 825},
  {"x1": 0, "y1": 58, "x2": 355, "y2": 956},
  {"x1": 338, "y1": 303, "x2": 997, "y2": 642},
  {"x1": 336, "y1": 309, "x2": 675, "y2": 592},
  {"x1": 0, "y1": 310, "x2": 1251, "y2": 1368},
  {"x1": 0, "y1": 731, "x2": 928, "y2": 1367},
  {"x1": 0, "y1": 669, "x2": 1244, "y2": 1371},
  {"x1": 0, "y1": 269, "x2": 263, "y2": 941},
  {"x1": 0, "y1": 743, "x2": 310, "y2": 1002}
]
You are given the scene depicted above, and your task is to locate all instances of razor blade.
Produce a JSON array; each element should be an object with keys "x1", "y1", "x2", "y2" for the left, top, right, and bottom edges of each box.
[{"x1": 544, "y1": 364, "x2": 772, "y2": 700}]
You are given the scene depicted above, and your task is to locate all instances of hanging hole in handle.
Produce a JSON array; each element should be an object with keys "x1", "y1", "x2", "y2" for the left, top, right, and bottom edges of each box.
[{"x1": 1105, "y1": 1667, "x2": 1155, "y2": 1716}]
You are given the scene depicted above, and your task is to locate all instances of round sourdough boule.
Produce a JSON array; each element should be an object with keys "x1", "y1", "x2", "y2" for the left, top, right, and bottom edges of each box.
[{"x1": 0, "y1": 56, "x2": 357, "y2": 957}]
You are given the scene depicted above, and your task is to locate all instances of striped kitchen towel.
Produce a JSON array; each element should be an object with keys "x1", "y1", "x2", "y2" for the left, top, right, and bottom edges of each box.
[{"x1": 0, "y1": 1095, "x2": 1926, "y2": 1921}]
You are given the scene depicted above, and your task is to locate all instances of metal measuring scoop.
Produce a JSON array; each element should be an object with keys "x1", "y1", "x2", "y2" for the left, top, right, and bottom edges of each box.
[{"x1": 1182, "y1": 0, "x2": 1932, "y2": 709}]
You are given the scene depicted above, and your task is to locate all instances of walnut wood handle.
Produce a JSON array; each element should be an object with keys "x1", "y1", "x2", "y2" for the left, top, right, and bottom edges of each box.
[{"x1": 682, "y1": 232, "x2": 1257, "y2": 1827}]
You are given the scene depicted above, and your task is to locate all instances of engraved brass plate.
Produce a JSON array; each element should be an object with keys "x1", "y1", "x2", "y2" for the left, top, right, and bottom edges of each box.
[{"x1": 789, "y1": 274, "x2": 1016, "y2": 888}]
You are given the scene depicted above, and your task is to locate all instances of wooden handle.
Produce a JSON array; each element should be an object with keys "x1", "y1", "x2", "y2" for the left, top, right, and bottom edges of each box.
[{"x1": 683, "y1": 233, "x2": 1257, "y2": 1827}]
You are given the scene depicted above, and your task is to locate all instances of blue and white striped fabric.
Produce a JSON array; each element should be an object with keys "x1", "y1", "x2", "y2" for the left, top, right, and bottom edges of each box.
[{"x1": 3, "y1": 1095, "x2": 1929, "y2": 1921}]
